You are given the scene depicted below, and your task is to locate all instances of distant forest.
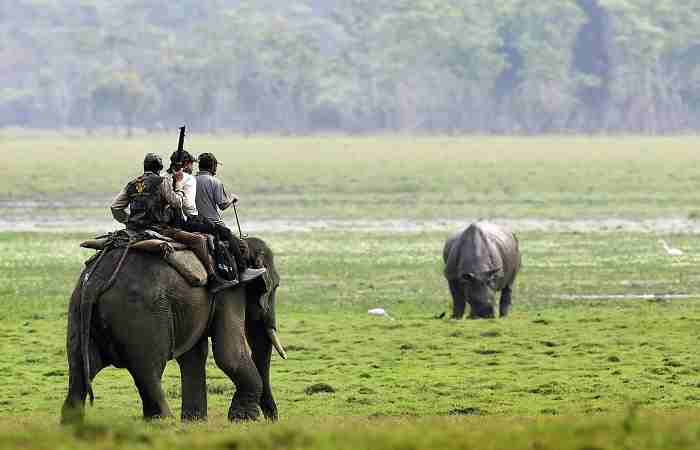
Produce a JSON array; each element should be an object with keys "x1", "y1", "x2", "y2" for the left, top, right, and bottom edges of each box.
[{"x1": 2, "y1": 0, "x2": 700, "y2": 134}]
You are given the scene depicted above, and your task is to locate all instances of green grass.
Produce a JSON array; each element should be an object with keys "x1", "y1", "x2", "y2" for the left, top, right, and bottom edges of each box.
[
  {"x1": 4, "y1": 411, "x2": 700, "y2": 450},
  {"x1": 2, "y1": 231, "x2": 700, "y2": 448},
  {"x1": 5, "y1": 133, "x2": 700, "y2": 448},
  {"x1": 3, "y1": 134, "x2": 700, "y2": 219}
]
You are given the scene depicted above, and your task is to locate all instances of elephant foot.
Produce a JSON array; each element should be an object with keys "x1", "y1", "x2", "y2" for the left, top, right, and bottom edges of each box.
[
  {"x1": 143, "y1": 413, "x2": 172, "y2": 422},
  {"x1": 60, "y1": 403, "x2": 85, "y2": 425},
  {"x1": 260, "y1": 397, "x2": 278, "y2": 422},
  {"x1": 228, "y1": 405, "x2": 260, "y2": 422},
  {"x1": 181, "y1": 411, "x2": 208, "y2": 422},
  {"x1": 228, "y1": 393, "x2": 261, "y2": 422}
]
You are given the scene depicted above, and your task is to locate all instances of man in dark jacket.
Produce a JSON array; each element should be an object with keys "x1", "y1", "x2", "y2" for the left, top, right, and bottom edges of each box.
[{"x1": 110, "y1": 153, "x2": 237, "y2": 293}]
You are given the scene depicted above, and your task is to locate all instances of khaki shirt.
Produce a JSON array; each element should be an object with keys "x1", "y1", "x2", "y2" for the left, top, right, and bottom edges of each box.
[{"x1": 110, "y1": 171, "x2": 185, "y2": 224}]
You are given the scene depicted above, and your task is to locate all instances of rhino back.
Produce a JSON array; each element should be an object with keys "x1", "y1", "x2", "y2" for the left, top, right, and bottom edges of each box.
[
  {"x1": 444, "y1": 222, "x2": 520, "y2": 285},
  {"x1": 479, "y1": 223, "x2": 520, "y2": 287}
]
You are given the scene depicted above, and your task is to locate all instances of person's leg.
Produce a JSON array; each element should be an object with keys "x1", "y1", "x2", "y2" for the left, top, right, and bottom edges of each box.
[
  {"x1": 160, "y1": 228, "x2": 237, "y2": 292},
  {"x1": 180, "y1": 216, "x2": 214, "y2": 235},
  {"x1": 213, "y1": 224, "x2": 247, "y2": 271}
]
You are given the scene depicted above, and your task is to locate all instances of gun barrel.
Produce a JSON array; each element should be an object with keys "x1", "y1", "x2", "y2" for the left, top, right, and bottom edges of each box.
[{"x1": 177, "y1": 126, "x2": 186, "y2": 155}]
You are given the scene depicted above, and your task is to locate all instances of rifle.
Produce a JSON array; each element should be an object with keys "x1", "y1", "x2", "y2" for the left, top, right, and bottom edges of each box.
[{"x1": 172, "y1": 125, "x2": 186, "y2": 189}]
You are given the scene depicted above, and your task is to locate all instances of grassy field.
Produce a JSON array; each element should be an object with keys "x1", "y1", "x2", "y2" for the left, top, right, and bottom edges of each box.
[
  {"x1": 3, "y1": 134, "x2": 700, "y2": 220},
  {"x1": 3, "y1": 133, "x2": 700, "y2": 448},
  {"x1": 2, "y1": 230, "x2": 700, "y2": 448}
]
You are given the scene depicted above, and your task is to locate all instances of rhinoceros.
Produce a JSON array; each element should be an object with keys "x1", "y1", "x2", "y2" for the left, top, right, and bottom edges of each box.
[{"x1": 443, "y1": 222, "x2": 521, "y2": 319}]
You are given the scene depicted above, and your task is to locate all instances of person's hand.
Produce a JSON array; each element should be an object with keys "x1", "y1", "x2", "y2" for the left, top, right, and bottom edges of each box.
[{"x1": 230, "y1": 194, "x2": 240, "y2": 205}]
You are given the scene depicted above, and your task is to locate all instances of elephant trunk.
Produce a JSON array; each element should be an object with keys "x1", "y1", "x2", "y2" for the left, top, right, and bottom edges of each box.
[{"x1": 266, "y1": 328, "x2": 287, "y2": 360}]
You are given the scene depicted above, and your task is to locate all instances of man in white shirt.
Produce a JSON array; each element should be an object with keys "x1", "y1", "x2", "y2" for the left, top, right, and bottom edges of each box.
[
  {"x1": 165, "y1": 150, "x2": 198, "y2": 224},
  {"x1": 110, "y1": 153, "x2": 237, "y2": 293}
]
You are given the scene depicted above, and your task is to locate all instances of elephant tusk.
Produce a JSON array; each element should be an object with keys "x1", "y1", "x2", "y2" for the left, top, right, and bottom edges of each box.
[{"x1": 267, "y1": 328, "x2": 287, "y2": 360}]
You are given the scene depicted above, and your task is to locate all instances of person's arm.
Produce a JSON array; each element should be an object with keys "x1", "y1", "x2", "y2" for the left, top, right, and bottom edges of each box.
[
  {"x1": 160, "y1": 174, "x2": 185, "y2": 209},
  {"x1": 110, "y1": 187, "x2": 129, "y2": 224},
  {"x1": 216, "y1": 180, "x2": 239, "y2": 211}
]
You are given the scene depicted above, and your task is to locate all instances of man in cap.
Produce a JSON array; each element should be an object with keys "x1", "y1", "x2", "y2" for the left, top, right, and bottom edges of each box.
[
  {"x1": 193, "y1": 152, "x2": 262, "y2": 280},
  {"x1": 110, "y1": 153, "x2": 237, "y2": 293},
  {"x1": 164, "y1": 149, "x2": 198, "y2": 224}
]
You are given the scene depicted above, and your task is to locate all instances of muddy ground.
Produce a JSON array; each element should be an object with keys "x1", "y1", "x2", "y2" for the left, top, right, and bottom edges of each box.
[
  {"x1": 3, "y1": 199, "x2": 700, "y2": 233},
  {"x1": 3, "y1": 214, "x2": 700, "y2": 234}
]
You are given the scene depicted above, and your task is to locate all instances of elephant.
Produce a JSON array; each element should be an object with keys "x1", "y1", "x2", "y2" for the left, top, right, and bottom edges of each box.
[
  {"x1": 443, "y1": 222, "x2": 521, "y2": 319},
  {"x1": 60, "y1": 237, "x2": 285, "y2": 424}
]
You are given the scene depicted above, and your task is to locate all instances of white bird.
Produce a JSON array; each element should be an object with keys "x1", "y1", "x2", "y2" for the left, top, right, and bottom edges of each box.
[
  {"x1": 368, "y1": 308, "x2": 395, "y2": 320},
  {"x1": 659, "y1": 239, "x2": 683, "y2": 256}
]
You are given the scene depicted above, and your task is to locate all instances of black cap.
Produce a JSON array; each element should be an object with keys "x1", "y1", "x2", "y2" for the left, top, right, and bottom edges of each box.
[
  {"x1": 197, "y1": 152, "x2": 222, "y2": 168},
  {"x1": 169, "y1": 149, "x2": 195, "y2": 164},
  {"x1": 143, "y1": 153, "x2": 164, "y2": 173}
]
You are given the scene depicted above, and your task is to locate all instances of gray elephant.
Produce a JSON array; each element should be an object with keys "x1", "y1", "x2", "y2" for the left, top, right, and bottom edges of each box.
[
  {"x1": 60, "y1": 237, "x2": 285, "y2": 424},
  {"x1": 443, "y1": 222, "x2": 521, "y2": 319}
]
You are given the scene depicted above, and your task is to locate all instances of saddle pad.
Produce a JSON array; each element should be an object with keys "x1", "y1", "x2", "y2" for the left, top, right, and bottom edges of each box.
[
  {"x1": 128, "y1": 239, "x2": 188, "y2": 253},
  {"x1": 165, "y1": 250, "x2": 208, "y2": 286}
]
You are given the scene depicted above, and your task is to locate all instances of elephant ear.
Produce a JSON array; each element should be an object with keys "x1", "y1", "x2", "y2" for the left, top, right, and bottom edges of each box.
[
  {"x1": 244, "y1": 237, "x2": 280, "y2": 312},
  {"x1": 245, "y1": 273, "x2": 272, "y2": 309}
]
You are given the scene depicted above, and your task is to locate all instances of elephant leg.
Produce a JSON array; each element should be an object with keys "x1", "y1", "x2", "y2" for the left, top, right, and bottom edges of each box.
[
  {"x1": 177, "y1": 337, "x2": 208, "y2": 421},
  {"x1": 246, "y1": 321, "x2": 277, "y2": 421},
  {"x1": 212, "y1": 291, "x2": 262, "y2": 422},
  {"x1": 127, "y1": 361, "x2": 172, "y2": 420},
  {"x1": 448, "y1": 279, "x2": 466, "y2": 319},
  {"x1": 499, "y1": 286, "x2": 513, "y2": 318}
]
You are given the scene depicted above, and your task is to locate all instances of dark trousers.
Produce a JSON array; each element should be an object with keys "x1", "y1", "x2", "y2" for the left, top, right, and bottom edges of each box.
[{"x1": 180, "y1": 216, "x2": 247, "y2": 272}]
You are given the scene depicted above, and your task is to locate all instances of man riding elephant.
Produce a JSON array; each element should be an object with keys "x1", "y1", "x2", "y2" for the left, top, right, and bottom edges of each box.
[
  {"x1": 193, "y1": 152, "x2": 252, "y2": 276},
  {"x1": 110, "y1": 153, "x2": 236, "y2": 293},
  {"x1": 164, "y1": 149, "x2": 198, "y2": 221},
  {"x1": 160, "y1": 148, "x2": 264, "y2": 284}
]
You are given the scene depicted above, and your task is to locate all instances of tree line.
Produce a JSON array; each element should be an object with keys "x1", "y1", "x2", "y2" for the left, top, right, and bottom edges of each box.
[{"x1": 2, "y1": 0, "x2": 700, "y2": 134}]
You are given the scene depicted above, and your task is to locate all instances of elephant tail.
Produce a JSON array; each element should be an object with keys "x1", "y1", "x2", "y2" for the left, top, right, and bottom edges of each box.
[
  {"x1": 79, "y1": 247, "x2": 130, "y2": 404},
  {"x1": 78, "y1": 249, "x2": 108, "y2": 405}
]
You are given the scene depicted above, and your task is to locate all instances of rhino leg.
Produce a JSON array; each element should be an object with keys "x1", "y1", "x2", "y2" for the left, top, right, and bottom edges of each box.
[
  {"x1": 448, "y1": 279, "x2": 466, "y2": 319},
  {"x1": 499, "y1": 286, "x2": 512, "y2": 318}
]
